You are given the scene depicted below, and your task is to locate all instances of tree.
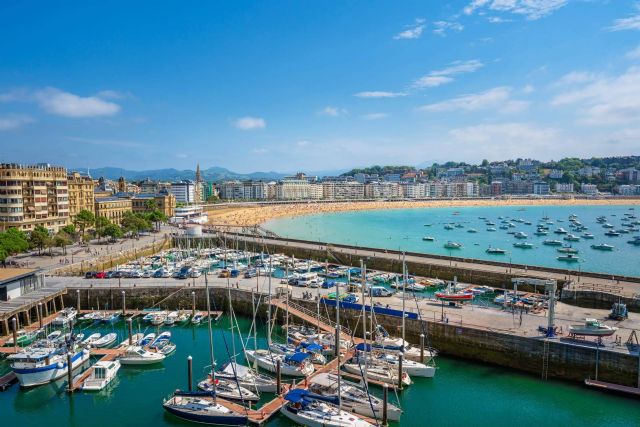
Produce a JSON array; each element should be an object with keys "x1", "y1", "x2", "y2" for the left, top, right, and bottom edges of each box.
[
  {"x1": 144, "y1": 199, "x2": 158, "y2": 211},
  {"x1": 74, "y1": 210, "x2": 95, "y2": 240},
  {"x1": 29, "y1": 226, "x2": 51, "y2": 255},
  {"x1": 145, "y1": 209, "x2": 168, "y2": 232},
  {"x1": 0, "y1": 227, "x2": 29, "y2": 263},
  {"x1": 54, "y1": 231, "x2": 72, "y2": 255},
  {"x1": 61, "y1": 224, "x2": 77, "y2": 240},
  {"x1": 121, "y1": 212, "x2": 152, "y2": 237},
  {"x1": 103, "y1": 223, "x2": 123, "y2": 240}
]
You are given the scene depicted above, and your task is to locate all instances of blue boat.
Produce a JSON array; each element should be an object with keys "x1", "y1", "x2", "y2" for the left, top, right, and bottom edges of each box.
[{"x1": 162, "y1": 390, "x2": 248, "y2": 426}]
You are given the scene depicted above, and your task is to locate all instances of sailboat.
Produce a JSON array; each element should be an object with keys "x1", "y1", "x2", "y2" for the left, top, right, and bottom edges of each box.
[
  {"x1": 162, "y1": 271, "x2": 248, "y2": 425},
  {"x1": 279, "y1": 389, "x2": 374, "y2": 427}
]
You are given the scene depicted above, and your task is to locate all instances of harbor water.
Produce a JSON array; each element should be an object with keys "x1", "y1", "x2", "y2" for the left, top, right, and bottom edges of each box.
[
  {"x1": 264, "y1": 204, "x2": 640, "y2": 277},
  {"x1": 2, "y1": 316, "x2": 640, "y2": 427}
]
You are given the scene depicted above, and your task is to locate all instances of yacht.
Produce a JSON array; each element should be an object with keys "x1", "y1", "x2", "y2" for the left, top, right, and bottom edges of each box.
[
  {"x1": 443, "y1": 241, "x2": 463, "y2": 249},
  {"x1": 564, "y1": 234, "x2": 580, "y2": 242},
  {"x1": 244, "y1": 350, "x2": 314, "y2": 377},
  {"x1": 81, "y1": 360, "x2": 121, "y2": 391},
  {"x1": 557, "y1": 254, "x2": 579, "y2": 262},
  {"x1": 513, "y1": 242, "x2": 533, "y2": 249},
  {"x1": 543, "y1": 239, "x2": 563, "y2": 246},
  {"x1": 8, "y1": 340, "x2": 90, "y2": 387},
  {"x1": 343, "y1": 358, "x2": 412, "y2": 387},
  {"x1": 591, "y1": 243, "x2": 614, "y2": 251},
  {"x1": 215, "y1": 362, "x2": 277, "y2": 393},
  {"x1": 197, "y1": 376, "x2": 260, "y2": 402},
  {"x1": 280, "y1": 389, "x2": 373, "y2": 427},
  {"x1": 309, "y1": 373, "x2": 402, "y2": 421},
  {"x1": 51, "y1": 308, "x2": 77, "y2": 327},
  {"x1": 554, "y1": 228, "x2": 568, "y2": 234},
  {"x1": 514, "y1": 232, "x2": 528, "y2": 239},
  {"x1": 163, "y1": 390, "x2": 248, "y2": 425},
  {"x1": 569, "y1": 319, "x2": 618, "y2": 337},
  {"x1": 485, "y1": 247, "x2": 506, "y2": 254},
  {"x1": 118, "y1": 346, "x2": 166, "y2": 365},
  {"x1": 354, "y1": 345, "x2": 435, "y2": 377}
]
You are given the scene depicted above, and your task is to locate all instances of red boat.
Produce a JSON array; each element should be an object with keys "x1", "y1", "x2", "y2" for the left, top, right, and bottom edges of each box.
[{"x1": 434, "y1": 291, "x2": 474, "y2": 301}]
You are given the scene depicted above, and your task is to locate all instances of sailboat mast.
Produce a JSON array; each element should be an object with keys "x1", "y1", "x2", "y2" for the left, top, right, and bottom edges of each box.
[
  {"x1": 402, "y1": 253, "x2": 406, "y2": 345},
  {"x1": 267, "y1": 257, "x2": 272, "y2": 347},
  {"x1": 360, "y1": 260, "x2": 368, "y2": 386},
  {"x1": 204, "y1": 271, "x2": 216, "y2": 400},
  {"x1": 336, "y1": 272, "x2": 342, "y2": 411}
]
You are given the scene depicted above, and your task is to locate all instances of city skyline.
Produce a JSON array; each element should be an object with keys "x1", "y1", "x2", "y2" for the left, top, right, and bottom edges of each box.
[{"x1": 2, "y1": 1, "x2": 640, "y2": 172}]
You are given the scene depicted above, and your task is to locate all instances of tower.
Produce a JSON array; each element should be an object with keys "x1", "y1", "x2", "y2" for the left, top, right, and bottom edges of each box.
[
  {"x1": 194, "y1": 164, "x2": 203, "y2": 203},
  {"x1": 117, "y1": 176, "x2": 126, "y2": 193}
]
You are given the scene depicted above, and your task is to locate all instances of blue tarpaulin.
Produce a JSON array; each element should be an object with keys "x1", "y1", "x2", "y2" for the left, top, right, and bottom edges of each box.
[
  {"x1": 285, "y1": 352, "x2": 311, "y2": 363},
  {"x1": 284, "y1": 389, "x2": 340, "y2": 405}
]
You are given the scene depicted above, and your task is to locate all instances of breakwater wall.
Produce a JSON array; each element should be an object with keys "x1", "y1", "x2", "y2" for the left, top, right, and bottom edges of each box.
[
  {"x1": 64, "y1": 285, "x2": 640, "y2": 387},
  {"x1": 561, "y1": 288, "x2": 640, "y2": 311}
]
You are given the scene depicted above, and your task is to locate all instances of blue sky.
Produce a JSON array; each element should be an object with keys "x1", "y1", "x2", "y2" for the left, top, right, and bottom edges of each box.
[{"x1": 1, "y1": 0, "x2": 640, "y2": 173}]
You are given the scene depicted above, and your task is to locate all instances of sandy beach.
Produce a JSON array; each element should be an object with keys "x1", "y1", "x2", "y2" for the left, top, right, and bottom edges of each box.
[{"x1": 204, "y1": 198, "x2": 640, "y2": 228}]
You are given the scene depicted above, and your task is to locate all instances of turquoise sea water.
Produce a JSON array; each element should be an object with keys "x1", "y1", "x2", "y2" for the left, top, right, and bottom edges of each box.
[
  {"x1": 2, "y1": 318, "x2": 640, "y2": 427},
  {"x1": 264, "y1": 204, "x2": 640, "y2": 277}
]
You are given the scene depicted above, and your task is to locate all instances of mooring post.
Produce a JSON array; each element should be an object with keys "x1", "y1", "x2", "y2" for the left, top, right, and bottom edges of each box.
[
  {"x1": 37, "y1": 303, "x2": 43, "y2": 329},
  {"x1": 276, "y1": 358, "x2": 282, "y2": 395},
  {"x1": 382, "y1": 383, "x2": 389, "y2": 426},
  {"x1": 398, "y1": 352, "x2": 404, "y2": 391},
  {"x1": 11, "y1": 318, "x2": 17, "y2": 352},
  {"x1": 127, "y1": 318, "x2": 133, "y2": 345},
  {"x1": 121, "y1": 291, "x2": 126, "y2": 316},
  {"x1": 76, "y1": 289, "x2": 80, "y2": 312},
  {"x1": 187, "y1": 356, "x2": 193, "y2": 391},
  {"x1": 335, "y1": 326, "x2": 341, "y2": 358},
  {"x1": 420, "y1": 333, "x2": 425, "y2": 363},
  {"x1": 66, "y1": 352, "x2": 74, "y2": 393},
  {"x1": 191, "y1": 292, "x2": 196, "y2": 317}
]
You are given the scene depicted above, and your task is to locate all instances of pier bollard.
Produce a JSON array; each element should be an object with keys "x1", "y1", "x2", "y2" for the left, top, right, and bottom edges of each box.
[
  {"x1": 398, "y1": 353, "x2": 404, "y2": 391},
  {"x1": 11, "y1": 318, "x2": 17, "y2": 352},
  {"x1": 382, "y1": 384, "x2": 389, "y2": 427},
  {"x1": 420, "y1": 334, "x2": 425, "y2": 363},
  {"x1": 37, "y1": 303, "x2": 43, "y2": 329},
  {"x1": 76, "y1": 290, "x2": 80, "y2": 312},
  {"x1": 127, "y1": 318, "x2": 133, "y2": 345},
  {"x1": 66, "y1": 352, "x2": 74, "y2": 393},
  {"x1": 121, "y1": 291, "x2": 126, "y2": 316},
  {"x1": 187, "y1": 356, "x2": 193, "y2": 391},
  {"x1": 191, "y1": 292, "x2": 196, "y2": 317},
  {"x1": 276, "y1": 359, "x2": 282, "y2": 395}
]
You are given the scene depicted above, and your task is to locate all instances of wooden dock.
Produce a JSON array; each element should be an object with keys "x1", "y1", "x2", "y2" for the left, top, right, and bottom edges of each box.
[{"x1": 584, "y1": 379, "x2": 640, "y2": 397}]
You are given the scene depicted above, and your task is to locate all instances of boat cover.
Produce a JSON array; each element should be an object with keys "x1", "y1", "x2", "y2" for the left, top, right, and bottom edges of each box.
[
  {"x1": 284, "y1": 388, "x2": 339, "y2": 405},
  {"x1": 297, "y1": 343, "x2": 323, "y2": 352},
  {"x1": 285, "y1": 352, "x2": 311, "y2": 363}
]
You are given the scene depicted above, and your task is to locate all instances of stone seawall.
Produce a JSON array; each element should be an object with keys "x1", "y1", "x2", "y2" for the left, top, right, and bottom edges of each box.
[{"x1": 64, "y1": 285, "x2": 640, "y2": 387}]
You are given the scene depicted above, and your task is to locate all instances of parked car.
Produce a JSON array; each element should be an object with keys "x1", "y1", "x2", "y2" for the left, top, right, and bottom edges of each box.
[
  {"x1": 95, "y1": 271, "x2": 107, "y2": 279},
  {"x1": 321, "y1": 280, "x2": 337, "y2": 289},
  {"x1": 105, "y1": 271, "x2": 116, "y2": 279},
  {"x1": 84, "y1": 271, "x2": 96, "y2": 279}
]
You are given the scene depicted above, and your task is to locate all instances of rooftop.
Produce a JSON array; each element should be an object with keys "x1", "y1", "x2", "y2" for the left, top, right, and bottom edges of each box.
[{"x1": 0, "y1": 268, "x2": 38, "y2": 285}]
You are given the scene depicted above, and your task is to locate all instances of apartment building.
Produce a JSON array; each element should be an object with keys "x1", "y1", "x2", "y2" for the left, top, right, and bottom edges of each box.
[
  {"x1": 555, "y1": 183, "x2": 574, "y2": 193},
  {"x1": 322, "y1": 181, "x2": 365, "y2": 199},
  {"x1": 533, "y1": 181, "x2": 551, "y2": 195},
  {"x1": 365, "y1": 182, "x2": 402, "y2": 198},
  {"x1": 67, "y1": 172, "x2": 95, "y2": 218},
  {"x1": 219, "y1": 180, "x2": 270, "y2": 200},
  {"x1": 130, "y1": 193, "x2": 176, "y2": 217},
  {"x1": 400, "y1": 182, "x2": 428, "y2": 198},
  {"x1": 276, "y1": 178, "x2": 322, "y2": 200},
  {"x1": 94, "y1": 197, "x2": 132, "y2": 225},
  {"x1": 0, "y1": 163, "x2": 69, "y2": 233},
  {"x1": 169, "y1": 180, "x2": 197, "y2": 204},
  {"x1": 580, "y1": 183, "x2": 599, "y2": 195}
]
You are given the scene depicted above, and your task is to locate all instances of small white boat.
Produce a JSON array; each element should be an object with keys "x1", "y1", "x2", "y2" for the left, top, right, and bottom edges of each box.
[
  {"x1": 245, "y1": 350, "x2": 314, "y2": 377},
  {"x1": 191, "y1": 312, "x2": 206, "y2": 325},
  {"x1": 92, "y1": 333, "x2": 117, "y2": 348},
  {"x1": 343, "y1": 360, "x2": 412, "y2": 387},
  {"x1": 139, "y1": 333, "x2": 156, "y2": 347},
  {"x1": 280, "y1": 389, "x2": 373, "y2": 427},
  {"x1": 82, "y1": 333, "x2": 101, "y2": 346},
  {"x1": 215, "y1": 362, "x2": 277, "y2": 393},
  {"x1": 81, "y1": 360, "x2": 121, "y2": 391},
  {"x1": 52, "y1": 308, "x2": 77, "y2": 327},
  {"x1": 150, "y1": 331, "x2": 171, "y2": 349},
  {"x1": 46, "y1": 331, "x2": 62, "y2": 341},
  {"x1": 164, "y1": 311, "x2": 179, "y2": 325},
  {"x1": 118, "y1": 346, "x2": 166, "y2": 365},
  {"x1": 569, "y1": 319, "x2": 618, "y2": 337}
]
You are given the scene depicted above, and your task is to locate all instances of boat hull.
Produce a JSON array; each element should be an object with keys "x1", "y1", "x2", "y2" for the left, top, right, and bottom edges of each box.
[
  {"x1": 164, "y1": 404, "x2": 248, "y2": 426},
  {"x1": 13, "y1": 350, "x2": 89, "y2": 388}
]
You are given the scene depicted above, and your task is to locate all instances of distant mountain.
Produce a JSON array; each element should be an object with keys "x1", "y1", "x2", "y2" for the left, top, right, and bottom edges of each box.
[{"x1": 70, "y1": 166, "x2": 288, "y2": 182}]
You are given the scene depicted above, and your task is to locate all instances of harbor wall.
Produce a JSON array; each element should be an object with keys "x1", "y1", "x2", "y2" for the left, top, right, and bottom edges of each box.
[
  {"x1": 63, "y1": 285, "x2": 640, "y2": 387},
  {"x1": 560, "y1": 288, "x2": 640, "y2": 311}
]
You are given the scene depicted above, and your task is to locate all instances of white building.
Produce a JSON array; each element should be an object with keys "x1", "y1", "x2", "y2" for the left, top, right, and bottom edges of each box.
[
  {"x1": 322, "y1": 181, "x2": 365, "y2": 199},
  {"x1": 400, "y1": 182, "x2": 429, "y2": 198},
  {"x1": 275, "y1": 179, "x2": 322, "y2": 200},
  {"x1": 170, "y1": 180, "x2": 197, "y2": 204},
  {"x1": 533, "y1": 181, "x2": 551, "y2": 195},
  {"x1": 365, "y1": 182, "x2": 402, "y2": 199},
  {"x1": 580, "y1": 183, "x2": 599, "y2": 195},
  {"x1": 549, "y1": 169, "x2": 564, "y2": 179},
  {"x1": 617, "y1": 185, "x2": 640, "y2": 195},
  {"x1": 555, "y1": 183, "x2": 574, "y2": 193}
]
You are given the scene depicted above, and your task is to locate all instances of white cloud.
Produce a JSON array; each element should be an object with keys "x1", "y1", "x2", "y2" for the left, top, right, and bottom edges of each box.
[
  {"x1": 296, "y1": 140, "x2": 311, "y2": 147},
  {"x1": 608, "y1": 12, "x2": 640, "y2": 31},
  {"x1": 418, "y1": 86, "x2": 528, "y2": 113},
  {"x1": 232, "y1": 116, "x2": 266, "y2": 130},
  {"x1": 556, "y1": 71, "x2": 598, "y2": 85},
  {"x1": 551, "y1": 66, "x2": 640, "y2": 125},
  {"x1": 0, "y1": 114, "x2": 34, "y2": 131},
  {"x1": 414, "y1": 60, "x2": 484, "y2": 89},
  {"x1": 626, "y1": 44, "x2": 640, "y2": 60},
  {"x1": 413, "y1": 76, "x2": 454, "y2": 88},
  {"x1": 393, "y1": 19, "x2": 425, "y2": 40},
  {"x1": 522, "y1": 84, "x2": 535, "y2": 94},
  {"x1": 449, "y1": 122, "x2": 559, "y2": 145},
  {"x1": 464, "y1": 0, "x2": 568, "y2": 20},
  {"x1": 487, "y1": 16, "x2": 512, "y2": 23},
  {"x1": 34, "y1": 88, "x2": 121, "y2": 118},
  {"x1": 432, "y1": 21, "x2": 464, "y2": 36},
  {"x1": 318, "y1": 106, "x2": 347, "y2": 117},
  {"x1": 361, "y1": 113, "x2": 388, "y2": 120},
  {"x1": 354, "y1": 91, "x2": 406, "y2": 98}
]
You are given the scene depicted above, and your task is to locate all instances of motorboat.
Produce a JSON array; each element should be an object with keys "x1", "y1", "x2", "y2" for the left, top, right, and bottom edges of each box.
[
  {"x1": 564, "y1": 234, "x2": 580, "y2": 242},
  {"x1": 309, "y1": 373, "x2": 402, "y2": 421},
  {"x1": 443, "y1": 241, "x2": 462, "y2": 249},
  {"x1": 434, "y1": 282, "x2": 474, "y2": 302},
  {"x1": 4, "y1": 329, "x2": 42, "y2": 347},
  {"x1": 101, "y1": 313, "x2": 121, "y2": 324},
  {"x1": 81, "y1": 360, "x2": 121, "y2": 391},
  {"x1": 343, "y1": 358, "x2": 412, "y2": 387},
  {"x1": 582, "y1": 232, "x2": 595, "y2": 239},
  {"x1": 372, "y1": 327, "x2": 434, "y2": 362},
  {"x1": 557, "y1": 254, "x2": 579, "y2": 262},
  {"x1": 8, "y1": 340, "x2": 90, "y2": 387},
  {"x1": 46, "y1": 330, "x2": 62, "y2": 341},
  {"x1": 150, "y1": 331, "x2": 171, "y2": 349},
  {"x1": 82, "y1": 333, "x2": 101, "y2": 347},
  {"x1": 280, "y1": 389, "x2": 373, "y2": 427},
  {"x1": 92, "y1": 333, "x2": 117, "y2": 348},
  {"x1": 244, "y1": 349, "x2": 315, "y2": 377},
  {"x1": 354, "y1": 344, "x2": 435, "y2": 377},
  {"x1": 554, "y1": 228, "x2": 568, "y2": 234},
  {"x1": 557, "y1": 246, "x2": 578, "y2": 254},
  {"x1": 485, "y1": 247, "x2": 506, "y2": 254},
  {"x1": 422, "y1": 236, "x2": 435, "y2": 241},
  {"x1": 197, "y1": 376, "x2": 260, "y2": 402},
  {"x1": 191, "y1": 312, "x2": 206, "y2": 325},
  {"x1": 467, "y1": 228, "x2": 478, "y2": 233},
  {"x1": 52, "y1": 308, "x2": 77, "y2": 327},
  {"x1": 514, "y1": 232, "x2": 528, "y2": 239},
  {"x1": 165, "y1": 311, "x2": 179, "y2": 325},
  {"x1": 176, "y1": 312, "x2": 191, "y2": 323},
  {"x1": 604, "y1": 230, "x2": 620, "y2": 237},
  {"x1": 151, "y1": 312, "x2": 167, "y2": 326},
  {"x1": 119, "y1": 346, "x2": 166, "y2": 365},
  {"x1": 158, "y1": 342, "x2": 177, "y2": 355},
  {"x1": 569, "y1": 319, "x2": 618, "y2": 337},
  {"x1": 513, "y1": 242, "x2": 533, "y2": 249},
  {"x1": 215, "y1": 362, "x2": 277, "y2": 393},
  {"x1": 139, "y1": 333, "x2": 156, "y2": 347},
  {"x1": 543, "y1": 240, "x2": 563, "y2": 246},
  {"x1": 591, "y1": 243, "x2": 614, "y2": 251},
  {"x1": 162, "y1": 390, "x2": 248, "y2": 426}
]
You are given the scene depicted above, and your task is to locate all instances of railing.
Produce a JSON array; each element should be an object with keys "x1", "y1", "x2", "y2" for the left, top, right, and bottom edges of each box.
[{"x1": 284, "y1": 298, "x2": 353, "y2": 337}]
